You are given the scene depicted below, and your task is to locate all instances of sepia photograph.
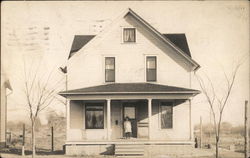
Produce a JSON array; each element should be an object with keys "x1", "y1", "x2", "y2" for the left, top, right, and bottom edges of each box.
[{"x1": 0, "y1": 1, "x2": 249, "y2": 158}]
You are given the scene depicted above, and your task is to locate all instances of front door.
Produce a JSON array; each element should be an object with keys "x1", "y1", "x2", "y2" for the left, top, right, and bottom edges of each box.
[{"x1": 123, "y1": 103, "x2": 137, "y2": 138}]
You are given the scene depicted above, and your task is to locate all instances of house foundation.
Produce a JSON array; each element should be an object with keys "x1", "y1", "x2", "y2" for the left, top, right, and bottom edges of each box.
[{"x1": 65, "y1": 140, "x2": 194, "y2": 156}]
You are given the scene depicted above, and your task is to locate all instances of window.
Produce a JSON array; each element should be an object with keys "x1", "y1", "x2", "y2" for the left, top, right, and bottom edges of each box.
[
  {"x1": 105, "y1": 57, "x2": 115, "y2": 82},
  {"x1": 123, "y1": 28, "x2": 136, "y2": 42},
  {"x1": 146, "y1": 56, "x2": 157, "y2": 81},
  {"x1": 124, "y1": 106, "x2": 136, "y2": 119},
  {"x1": 161, "y1": 102, "x2": 173, "y2": 129},
  {"x1": 85, "y1": 103, "x2": 104, "y2": 129}
]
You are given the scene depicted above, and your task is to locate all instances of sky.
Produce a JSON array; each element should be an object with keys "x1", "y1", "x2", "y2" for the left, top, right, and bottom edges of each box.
[{"x1": 1, "y1": 1, "x2": 249, "y2": 126}]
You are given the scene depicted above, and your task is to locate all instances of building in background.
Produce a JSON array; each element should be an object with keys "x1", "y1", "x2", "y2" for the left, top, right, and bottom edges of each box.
[{"x1": 0, "y1": 73, "x2": 12, "y2": 147}]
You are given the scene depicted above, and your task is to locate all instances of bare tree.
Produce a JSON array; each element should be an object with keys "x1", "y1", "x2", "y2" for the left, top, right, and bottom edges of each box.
[
  {"x1": 6, "y1": 23, "x2": 65, "y2": 157},
  {"x1": 196, "y1": 63, "x2": 241, "y2": 158},
  {"x1": 23, "y1": 63, "x2": 63, "y2": 158}
]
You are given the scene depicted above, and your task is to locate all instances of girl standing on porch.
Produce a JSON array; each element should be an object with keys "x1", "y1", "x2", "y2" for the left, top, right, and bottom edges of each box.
[{"x1": 124, "y1": 116, "x2": 132, "y2": 139}]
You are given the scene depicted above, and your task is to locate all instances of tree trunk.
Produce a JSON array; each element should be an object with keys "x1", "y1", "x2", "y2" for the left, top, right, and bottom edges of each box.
[
  {"x1": 31, "y1": 120, "x2": 36, "y2": 158},
  {"x1": 215, "y1": 136, "x2": 219, "y2": 158},
  {"x1": 215, "y1": 142, "x2": 218, "y2": 158}
]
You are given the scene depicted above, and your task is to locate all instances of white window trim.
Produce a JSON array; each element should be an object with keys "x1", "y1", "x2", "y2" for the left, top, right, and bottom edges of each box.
[
  {"x1": 144, "y1": 54, "x2": 158, "y2": 83},
  {"x1": 102, "y1": 55, "x2": 117, "y2": 84},
  {"x1": 121, "y1": 26, "x2": 137, "y2": 44},
  {"x1": 83, "y1": 102, "x2": 106, "y2": 130}
]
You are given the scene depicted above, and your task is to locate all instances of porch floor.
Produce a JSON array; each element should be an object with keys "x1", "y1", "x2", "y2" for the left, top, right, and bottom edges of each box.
[{"x1": 66, "y1": 138, "x2": 194, "y2": 145}]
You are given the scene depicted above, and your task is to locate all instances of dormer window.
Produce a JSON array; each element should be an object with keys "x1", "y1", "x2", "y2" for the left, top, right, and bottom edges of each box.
[{"x1": 123, "y1": 28, "x2": 136, "y2": 43}]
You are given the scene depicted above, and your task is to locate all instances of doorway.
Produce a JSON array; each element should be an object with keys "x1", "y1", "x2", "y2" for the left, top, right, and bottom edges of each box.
[{"x1": 123, "y1": 103, "x2": 137, "y2": 138}]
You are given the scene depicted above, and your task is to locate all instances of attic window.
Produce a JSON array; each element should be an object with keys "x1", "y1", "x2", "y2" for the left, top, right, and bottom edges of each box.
[{"x1": 123, "y1": 28, "x2": 136, "y2": 42}]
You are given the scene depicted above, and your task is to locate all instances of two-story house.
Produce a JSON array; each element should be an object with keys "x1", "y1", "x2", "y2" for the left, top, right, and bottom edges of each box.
[{"x1": 59, "y1": 8, "x2": 200, "y2": 157}]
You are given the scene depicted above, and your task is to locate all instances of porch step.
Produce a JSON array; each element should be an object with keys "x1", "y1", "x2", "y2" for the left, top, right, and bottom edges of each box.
[{"x1": 115, "y1": 144, "x2": 145, "y2": 157}]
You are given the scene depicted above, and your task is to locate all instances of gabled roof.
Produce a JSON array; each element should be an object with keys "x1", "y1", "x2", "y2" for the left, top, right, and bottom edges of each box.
[
  {"x1": 68, "y1": 35, "x2": 95, "y2": 59},
  {"x1": 68, "y1": 33, "x2": 192, "y2": 59},
  {"x1": 59, "y1": 83, "x2": 200, "y2": 96},
  {"x1": 126, "y1": 8, "x2": 200, "y2": 70},
  {"x1": 163, "y1": 34, "x2": 191, "y2": 57},
  {"x1": 67, "y1": 8, "x2": 200, "y2": 70}
]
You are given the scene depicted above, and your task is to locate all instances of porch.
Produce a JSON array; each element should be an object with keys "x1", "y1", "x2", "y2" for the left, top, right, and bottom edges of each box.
[
  {"x1": 66, "y1": 99, "x2": 193, "y2": 141},
  {"x1": 59, "y1": 83, "x2": 200, "y2": 155}
]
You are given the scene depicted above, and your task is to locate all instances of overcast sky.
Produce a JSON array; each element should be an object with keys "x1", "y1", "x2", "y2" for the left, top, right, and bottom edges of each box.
[{"x1": 1, "y1": 1, "x2": 249, "y2": 126}]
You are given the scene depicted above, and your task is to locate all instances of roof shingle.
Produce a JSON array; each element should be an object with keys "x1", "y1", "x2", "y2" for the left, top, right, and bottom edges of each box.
[
  {"x1": 68, "y1": 35, "x2": 95, "y2": 59},
  {"x1": 163, "y1": 34, "x2": 191, "y2": 57},
  {"x1": 59, "y1": 83, "x2": 200, "y2": 95}
]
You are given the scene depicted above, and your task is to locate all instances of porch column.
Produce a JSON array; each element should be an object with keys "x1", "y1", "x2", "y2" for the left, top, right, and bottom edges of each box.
[
  {"x1": 148, "y1": 98, "x2": 152, "y2": 140},
  {"x1": 107, "y1": 99, "x2": 111, "y2": 140},
  {"x1": 66, "y1": 99, "x2": 70, "y2": 141},
  {"x1": 189, "y1": 99, "x2": 193, "y2": 140}
]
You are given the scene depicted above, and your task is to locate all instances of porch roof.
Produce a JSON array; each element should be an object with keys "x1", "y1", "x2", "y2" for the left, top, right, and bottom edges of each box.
[{"x1": 59, "y1": 83, "x2": 200, "y2": 96}]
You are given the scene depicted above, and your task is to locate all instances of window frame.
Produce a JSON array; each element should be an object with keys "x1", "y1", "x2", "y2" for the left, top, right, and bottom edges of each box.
[
  {"x1": 123, "y1": 28, "x2": 136, "y2": 43},
  {"x1": 105, "y1": 57, "x2": 115, "y2": 82},
  {"x1": 146, "y1": 56, "x2": 157, "y2": 82},
  {"x1": 85, "y1": 103, "x2": 104, "y2": 129},
  {"x1": 160, "y1": 102, "x2": 173, "y2": 129}
]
